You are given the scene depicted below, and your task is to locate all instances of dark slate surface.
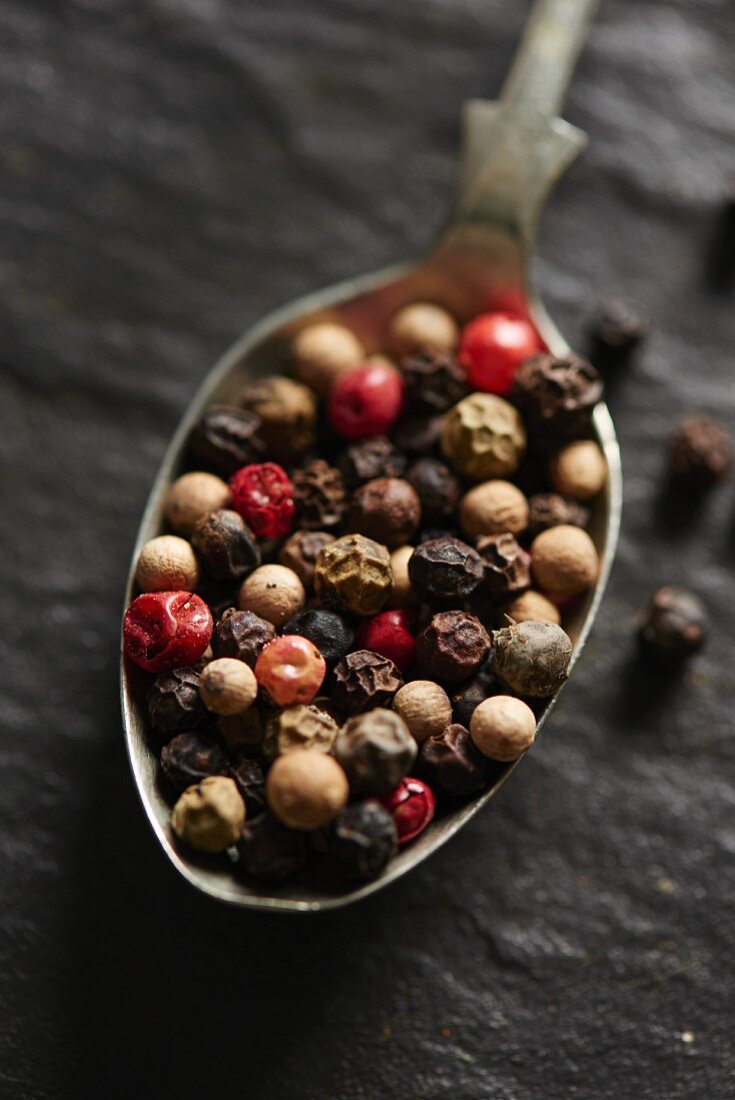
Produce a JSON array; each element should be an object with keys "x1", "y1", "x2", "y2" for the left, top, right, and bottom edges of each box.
[{"x1": 2, "y1": 1, "x2": 734, "y2": 1097}]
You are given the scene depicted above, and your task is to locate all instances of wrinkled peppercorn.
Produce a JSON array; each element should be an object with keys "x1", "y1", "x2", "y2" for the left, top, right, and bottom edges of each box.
[
  {"x1": 282, "y1": 608, "x2": 355, "y2": 667},
  {"x1": 399, "y1": 351, "x2": 468, "y2": 413},
  {"x1": 160, "y1": 731, "x2": 228, "y2": 792},
  {"x1": 229, "y1": 752, "x2": 267, "y2": 818},
  {"x1": 348, "y1": 477, "x2": 421, "y2": 548},
  {"x1": 476, "y1": 533, "x2": 531, "y2": 599},
  {"x1": 329, "y1": 800, "x2": 398, "y2": 881},
  {"x1": 492, "y1": 620, "x2": 572, "y2": 697},
  {"x1": 279, "y1": 530, "x2": 334, "y2": 591},
  {"x1": 408, "y1": 536, "x2": 483, "y2": 604},
  {"x1": 441, "y1": 393, "x2": 526, "y2": 480},
  {"x1": 188, "y1": 405, "x2": 266, "y2": 475},
  {"x1": 237, "y1": 812, "x2": 309, "y2": 882},
  {"x1": 292, "y1": 459, "x2": 348, "y2": 530},
  {"x1": 637, "y1": 586, "x2": 708, "y2": 667},
  {"x1": 314, "y1": 534, "x2": 393, "y2": 616},
  {"x1": 191, "y1": 509, "x2": 261, "y2": 582},
  {"x1": 393, "y1": 415, "x2": 443, "y2": 456},
  {"x1": 333, "y1": 708, "x2": 417, "y2": 794},
  {"x1": 418, "y1": 723, "x2": 487, "y2": 797},
  {"x1": 211, "y1": 608, "x2": 277, "y2": 667},
  {"x1": 337, "y1": 436, "x2": 408, "y2": 487},
  {"x1": 146, "y1": 663, "x2": 209, "y2": 736},
  {"x1": 406, "y1": 458, "x2": 462, "y2": 524},
  {"x1": 263, "y1": 703, "x2": 339, "y2": 761},
  {"x1": 331, "y1": 650, "x2": 404, "y2": 716},
  {"x1": 526, "y1": 492, "x2": 590, "y2": 540},
  {"x1": 416, "y1": 611, "x2": 491, "y2": 685},
  {"x1": 511, "y1": 354, "x2": 603, "y2": 440},
  {"x1": 588, "y1": 298, "x2": 648, "y2": 371},
  {"x1": 669, "y1": 417, "x2": 732, "y2": 491}
]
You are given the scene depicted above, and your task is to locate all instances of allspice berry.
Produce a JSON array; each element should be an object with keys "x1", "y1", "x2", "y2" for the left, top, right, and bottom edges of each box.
[
  {"x1": 637, "y1": 586, "x2": 708, "y2": 667},
  {"x1": 348, "y1": 477, "x2": 421, "y2": 548},
  {"x1": 135, "y1": 535, "x2": 200, "y2": 592},
  {"x1": 279, "y1": 530, "x2": 335, "y2": 590},
  {"x1": 171, "y1": 775, "x2": 245, "y2": 853},
  {"x1": 266, "y1": 750, "x2": 349, "y2": 830},
  {"x1": 668, "y1": 416, "x2": 733, "y2": 491},
  {"x1": 470, "y1": 696, "x2": 537, "y2": 761},
  {"x1": 238, "y1": 564, "x2": 305, "y2": 627},
  {"x1": 459, "y1": 480, "x2": 529, "y2": 539},
  {"x1": 492, "y1": 620, "x2": 572, "y2": 697},
  {"x1": 263, "y1": 704, "x2": 339, "y2": 761},
  {"x1": 549, "y1": 440, "x2": 607, "y2": 501},
  {"x1": 164, "y1": 472, "x2": 231, "y2": 536},
  {"x1": 531, "y1": 525, "x2": 599, "y2": 597},
  {"x1": 502, "y1": 589, "x2": 561, "y2": 626},
  {"x1": 386, "y1": 545, "x2": 418, "y2": 609},
  {"x1": 238, "y1": 375, "x2": 317, "y2": 457},
  {"x1": 333, "y1": 708, "x2": 417, "y2": 795},
  {"x1": 392, "y1": 681, "x2": 452, "y2": 744},
  {"x1": 199, "y1": 657, "x2": 258, "y2": 715},
  {"x1": 388, "y1": 302, "x2": 459, "y2": 358},
  {"x1": 441, "y1": 393, "x2": 526, "y2": 480},
  {"x1": 191, "y1": 509, "x2": 260, "y2": 581},
  {"x1": 314, "y1": 534, "x2": 392, "y2": 616},
  {"x1": 291, "y1": 321, "x2": 365, "y2": 395}
]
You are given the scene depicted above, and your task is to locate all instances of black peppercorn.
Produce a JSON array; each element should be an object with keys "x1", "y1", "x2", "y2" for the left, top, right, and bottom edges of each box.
[
  {"x1": 450, "y1": 662, "x2": 502, "y2": 728},
  {"x1": 408, "y1": 536, "x2": 483, "y2": 604},
  {"x1": 331, "y1": 650, "x2": 404, "y2": 716},
  {"x1": 333, "y1": 709, "x2": 416, "y2": 795},
  {"x1": 476, "y1": 533, "x2": 531, "y2": 599},
  {"x1": 393, "y1": 415, "x2": 443, "y2": 456},
  {"x1": 237, "y1": 813, "x2": 309, "y2": 882},
  {"x1": 191, "y1": 509, "x2": 261, "y2": 581},
  {"x1": 418, "y1": 724, "x2": 487, "y2": 797},
  {"x1": 525, "y1": 492, "x2": 590, "y2": 540},
  {"x1": 511, "y1": 354, "x2": 603, "y2": 440},
  {"x1": 292, "y1": 459, "x2": 348, "y2": 530},
  {"x1": 188, "y1": 405, "x2": 265, "y2": 475},
  {"x1": 637, "y1": 586, "x2": 708, "y2": 668},
  {"x1": 406, "y1": 458, "x2": 462, "y2": 524},
  {"x1": 329, "y1": 800, "x2": 398, "y2": 880},
  {"x1": 160, "y1": 731, "x2": 228, "y2": 792},
  {"x1": 211, "y1": 608, "x2": 276, "y2": 668},
  {"x1": 281, "y1": 608, "x2": 355, "y2": 667},
  {"x1": 399, "y1": 351, "x2": 467, "y2": 413},
  {"x1": 337, "y1": 436, "x2": 407, "y2": 487},
  {"x1": 668, "y1": 417, "x2": 732, "y2": 491},
  {"x1": 229, "y1": 752, "x2": 267, "y2": 818},
  {"x1": 492, "y1": 620, "x2": 572, "y2": 697},
  {"x1": 588, "y1": 299, "x2": 648, "y2": 371},
  {"x1": 146, "y1": 663, "x2": 209, "y2": 736},
  {"x1": 416, "y1": 611, "x2": 491, "y2": 686}
]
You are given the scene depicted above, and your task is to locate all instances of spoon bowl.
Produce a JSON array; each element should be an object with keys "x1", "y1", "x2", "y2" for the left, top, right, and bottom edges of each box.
[{"x1": 120, "y1": 0, "x2": 621, "y2": 911}]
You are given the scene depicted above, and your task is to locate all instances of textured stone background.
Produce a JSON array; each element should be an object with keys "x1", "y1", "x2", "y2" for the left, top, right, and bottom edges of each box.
[{"x1": 2, "y1": 1, "x2": 734, "y2": 1097}]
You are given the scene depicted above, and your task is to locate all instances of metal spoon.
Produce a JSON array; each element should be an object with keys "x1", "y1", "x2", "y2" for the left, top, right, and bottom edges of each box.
[{"x1": 120, "y1": 0, "x2": 621, "y2": 912}]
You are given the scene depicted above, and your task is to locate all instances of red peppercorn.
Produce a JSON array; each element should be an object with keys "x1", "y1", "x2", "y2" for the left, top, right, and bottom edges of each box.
[
  {"x1": 255, "y1": 634, "x2": 327, "y2": 707},
  {"x1": 356, "y1": 609, "x2": 416, "y2": 673},
  {"x1": 229, "y1": 462, "x2": 296, "y2": 539},
  {"x1": 123, "y1": 591, "x2": 213, "y2": 673},
  {"x1": 379, "y1": 777, "x2": 436, "y2": 844},
  {"x1": 459, "y1": 311, "x2": 541, "y2": 395},
  {"x1": 328, "y1": 362, "x2": 404, "y2": 441}
]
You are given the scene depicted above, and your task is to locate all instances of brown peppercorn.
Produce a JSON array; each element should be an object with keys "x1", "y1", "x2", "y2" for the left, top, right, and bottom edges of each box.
[
  {"x1": 441, "y1": 393, "x2": 526, "y2": 480},
  {"x1": 418, "y1": 723, "x2": 487, "y2": 797},
  {"x1": 393, "y1": 414, "x2": 444, "y2": 456},
  {"x1": 588, "y1": 298, "x2": 648, "y2": 371},
  {"x1": 476, "y1": 533, "x2": 531, "y2": 599},
  {"x1": 337, "y1": 436, "x2": 408, "y2": 487},
  {"x1": 399, "y1": 351, "x2": 467, "y2": 413},
  {"x1": 549, "y1": 440, "x2": 607, "y2": 501},
  {"x1": 502, "y1": 589, "x2": 561, "y2": 626},
  {"x1": 279, "y1": 530, "x2": 335, "y2": 590},
  {"x1": 392, "y1": 681, "x2": 453, "y2": 744},
  {"x1": 292, "y1": 459, "x2": 348, "y2": 530},
  {"x1": 408, "y1": 536, "x2": 483, "y2": 603},
  {"x1": 191, "y1": 509, "x2": 260, "y2": 581},
  {"x1": 266, "y1": 750, "x2": 349, "y2": 830},
  {"x1": 263, "y1": 704, "x2": 339, "y2": 762},
  {"x1": 348, "y1": 477, "x2": 421, "y2": 548},
  {"x1": 459, "y1": 480, "x2": 529, "y2": 539},
  {"x1": 211, "y1": 608, "x2": 276, "y2": 667},
  {"x1": 385, "y1": 545, "x2": 418, "y2": 609},
  {"x1": 470, "y1": 695, "x2": 537, "y2": 761},
  {"x1": 492, "y1": 620, "x2": 572, "y2": 697},
  {"x1": 135, "y1": 534, "x2": 200, "y2": 593},
  {"x1": 331, "y1": 650, "x2": 404, "y2": 716},
  {"x1": 388, "y1": 302, "x2": 459, "y2": 358},
  {"x1": 668, "y1": 417, "x2": 732, "y2": 491},
  {"x1": 164, "y1": 472, "x2": 231, "y2": 536},
  {"x1": 188, "y1": 405, "x2": 266, "y2": 475},
  {"x1": 146, "y1": 663, "x2": 210, "y2": 735},
  {"x1": 406, "y1": 458, "x2": 462, "y2": 524},
  {"x1": 511, "y1": 354, "x2": 603, "y2": 439},
  {"x1": 238, "y1": 375, "x2": 317, "y2": 458},
  {"x1": 333, "y1": 708, "x2": 417, "y2": 795},
  {"x1": 526, "y1": 493, "x2": 590, "y2": 540},
  {"x1": 314, "y1": 534, "x2": 392, "y2": 616},
  {"x1": 199, "y1": 657, "x2": 258, "y2": 716},
  {"x1": 416, "y1": 611, "x2": 491, "y2": 685},
  {"x1": 171, "y1": 775, "x2": 245, "y2": 853},
  {"x1": 237, "y1": 812, "x2": 308, "y2": 881},
  {"x1": 218, "y1": 706, "x2": 265, "y2": 751},
  {"x1": 531, "y1": 525, "x2": 599, "y2": 597},
  {"x1": 238, "y1": 564, "x2": 305, "y2": 627},
  {"x1": 291, "y1": 321, "x2": 365, "y2": 395},
  {"x1": 637, "y1": 585, "x2": 709, "y2": 667},
  {"x1": 160, "y1": 731, "x2": 228, "y2": 792}
]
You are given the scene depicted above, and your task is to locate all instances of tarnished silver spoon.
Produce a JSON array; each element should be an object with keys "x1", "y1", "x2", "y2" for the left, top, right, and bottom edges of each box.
[{"x1": 121, "y1": 0, "x2": 621, "y2": 911}]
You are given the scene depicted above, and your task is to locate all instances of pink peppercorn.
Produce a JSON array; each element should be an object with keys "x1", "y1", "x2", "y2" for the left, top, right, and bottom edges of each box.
[
  {"x1": 379, "y1": 777, "x2": 436, "y2": 844},
  {"x1": 328, "y1": 362, "x2": 404, "y2": 441},
  {"x1": 255, "y1": 634, "x2": 327, "y2": 707},
  {"x1": 459, "y1": 311, "x2": 541, "y2": 395},
  {"x1": 356, "y1": 609, "x2": 416, "y2": 673},
  {"x1": 123, "y1": 591, "x2": 213, "y2": 673},
  {"x1": 229, "y1": 463, "x2": 296, "y2": 539}
]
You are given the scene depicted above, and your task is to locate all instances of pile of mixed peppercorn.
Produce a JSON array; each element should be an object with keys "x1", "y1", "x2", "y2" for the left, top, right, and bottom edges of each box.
[{"x1": 122, "y1": 303, "x2": 608, "y2": 885}]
